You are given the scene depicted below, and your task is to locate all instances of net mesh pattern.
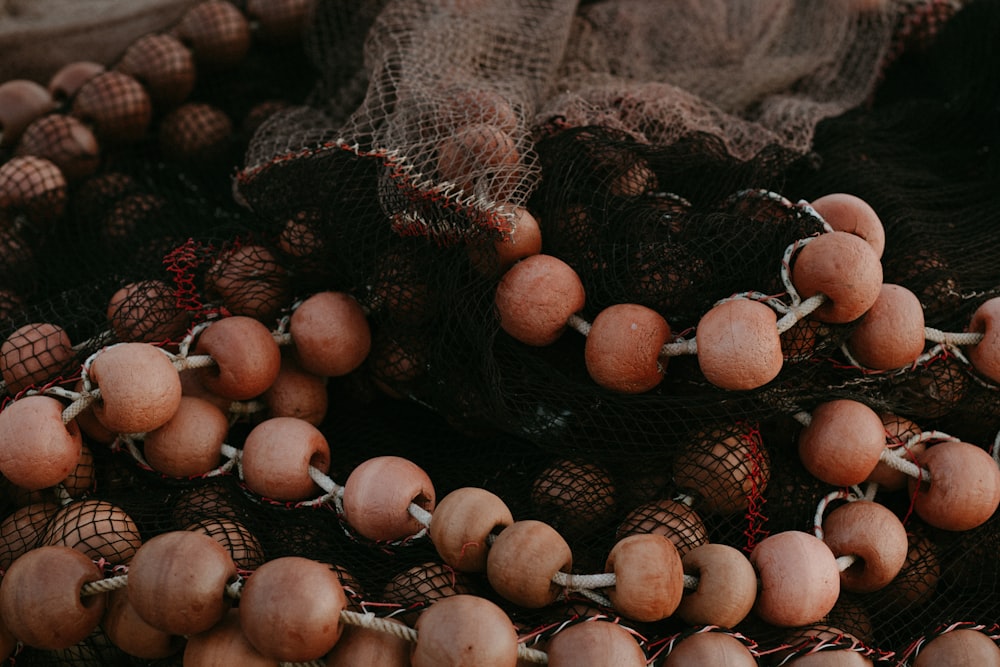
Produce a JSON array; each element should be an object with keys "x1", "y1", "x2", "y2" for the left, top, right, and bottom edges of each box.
[{"x1": 3, "y1": 0, "x2": 1000, "y2": 664}]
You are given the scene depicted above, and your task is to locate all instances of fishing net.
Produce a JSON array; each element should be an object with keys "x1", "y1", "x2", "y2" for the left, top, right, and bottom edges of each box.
[{"x1": 2, "y1": 0, "x2": 1000, "y2": 664}]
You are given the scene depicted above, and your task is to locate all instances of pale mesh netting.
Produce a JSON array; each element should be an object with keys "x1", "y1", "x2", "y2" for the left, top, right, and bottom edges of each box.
[
  {"x1": 245, "y1": 0, "x2": 915, "y2": 215},
  {"x1": 545, "y1": 0, "x2": 903, "y2": 158},
  {"x1": 245, "y1": 0, "x2": 579, "y2": 237}
]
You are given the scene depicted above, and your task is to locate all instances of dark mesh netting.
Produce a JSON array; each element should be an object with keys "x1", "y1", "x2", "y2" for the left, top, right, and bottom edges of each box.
[{"x1": 2, "y1": 0, "x2": 1000, "y2": 664}]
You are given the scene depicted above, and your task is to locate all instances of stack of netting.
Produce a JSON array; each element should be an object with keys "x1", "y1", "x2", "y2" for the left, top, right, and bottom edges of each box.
[{"x1": 1, "y1": 0, "x2": 1000, "y2": 664}]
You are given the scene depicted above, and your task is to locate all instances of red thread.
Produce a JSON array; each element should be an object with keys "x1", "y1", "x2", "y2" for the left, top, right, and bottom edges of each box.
[
  {"x1": 740, "y1": 421, "x2": 770, "y2": 553},
  {"x1": 163, "y1": 238, "x2": 211, "y2": 315}
]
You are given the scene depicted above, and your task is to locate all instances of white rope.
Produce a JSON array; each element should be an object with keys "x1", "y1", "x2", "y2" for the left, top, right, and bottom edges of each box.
[
  {"x1": 904, "y1": 431, "x2": 960, "y2": 448},
  {"x1": 307, "y1": 465, "x2": 341, "y2": 495},
  {"x1": 61, "y1": 389, "x2": 99, "y2": 424},
  {"x1": 550, "y1": 571, "x2": 614, "y2": 607},
  {"x1": 813, "y1": 487, "x2": 864, "y2": 541},
  {"x1": 724, "y1": 291, "x2": 792, "y2": 314},
  {"x1": 565, "y1": 314, "x2": 591, "y2": 337},
  {"x1": 73, "y1": 572, "x2": 596, "y2": 665},
  {"x1": 80, "y1": 574, "x2": 129, "y2": 597},
  {"x1": 555, "y1": 233, "x2": 834, "y2": 364},
  {"x1": 177, "y1": 320, "x2": 213, "y2": 358},
  {"x1": 565, "y1": 313, "x2": 700, "y2": 359},
  {"x1": 778, "y1": 236, "x2": 816, "y2": 306},
  {"x1": 115, "y1": 435, "x2": 149, "y2": 468},
  {"x1": 225, "y1": 577, "x2": 243, "y2": 600},
  {"x1": 41, "y1": 385, "x2": 81, "y2": 403},
  {"x1": 72, "y1": 329, "x2": 115, "y2": 353},
  {"x1": 550, "y1": 568, "x2": 700, "y2": 598},
  {"x1": 923, "y1": 327, "x2": 984, "y2": 347},
  {"x1": 836, "y1": 555, "x2": 858, "y2": 571},
  {"x1": 170, "y1": 352, "x2": 216, "y2": 371},
  {"x1": 906, "y1": 343, "x2": 948, "y2": 371},
  {"x1": 165, "y1": 317, "x2": 294, "y2": 375},
  {"x1": 726, "y1": 188, "x2": 795, "y2": 211},
  {"x1": 811, "y1": 484, "x2": 877, "y2": 575},
  {"x1": 775, "y1": 293, "x2": 827, "y2": 334},
  {"x1": 340, "y1": 609, "x2": 418, "y2": 642},
  {"x1": 551, "y1": 571, "x2": 616, "y2": 590},
  {"x1": 219, "y1": 443, "x2": 240, "y2": 460},
  {"x1": 20, "y1": 269, "x2": 975, "y2": 666},
  {"x1": 879, "y1": 430, "x2": 958, "y2": 481},
  {"x1": 674, "y1": 493, "x2": 696, "y2": 507},
  {"x1": 298, "y1": 467, "x2": 428, "y2": 542},
  {"x1": 274, "y1": 308, "x2": 296, "y2": 337},
  {"x1": 555, "y1": 230, "x2": 837, "y2": 370},
  {"x1": 0, "y1": 329, "x2": 109, "y2": 400},
  {"x1": 298, "y1": 466, "x2": 344, "y2": 508},
  {"x1": 945, "y1": 343, "x2": 975, "y2": 369},
  {"x1": 878, "y1": 447, "x2": 930, "y2": 481},
  {"x1": 568, "y1": 588, "x2": 614, "y2": 607},
  {"x1": 660, "y1": 337, "x2": 697, "y2": 357},
  {"x1": 54, "y1": 484, "x2": 73, "y2": 506},
  {"x1": 77, "y1": 573, "x2": 552, "y2": 663},
  {"x1": 408, "y1": 503, "x2": 433, "y2": 528},
  {"x1": 795, "y1": 199, "x2": 836, "y2": 234},
  {"x1": 205, "y1": 444, "x2": 240, "y2": 478},
  {"x1": 837, "y1": 340, "x2": 866, "y2": 369}
]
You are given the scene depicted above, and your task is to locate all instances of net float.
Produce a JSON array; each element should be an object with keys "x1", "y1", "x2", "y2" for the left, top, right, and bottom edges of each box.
[
  {"x1": 127, "y1": 530, "x2": 238, "y2": 636},
  {"x1": 584, "y1": 302, "x2": 672, "y2": 393},
  {"x1": 798, "y1": 399, "x2": 885, "y2": 488},
  {"x1": 845, "y1": 283, "x2": 925, "y2": 369},
  {"x1": 0, "y1": 545, "x2": 107, "y2": 650},
  {"x1": 429, "y1": 486, "x2": 514, "y2": 573},
  {"x1": 791, "y1": 230, "x2": 883, "y2": 323},
  {"x1": 262, "y1": 353, "x2": 328, "y2": 425},
  {"x1": 663, "y1": 631, "x2": 758, "y2": 666},
  {"x1": 342, "y1": 455, "x2": 435, "y2": 542},
  {"x1": 182, "y1": 608, "x2": 274, "y2": 666},
  {"x1": 144, "y1": 395, "x2": 229, "y2": 478},
  {"x1": 89, "y1": 342, "x2": 183, "y2": 434},
  {"x1": 193, "y1": 315, "x2": 281, "y2": 400},
  {"x1": 750, "y1": 531, "x2": 841, "y2": 628},
  {"x1": 411, "y1": 594, "x2": 519, "y2": 667},
  {"x1": 41, "y1": 498, "x2": 142, "y2": 564},
  {"x1": 912, "y1": 629, "x2": 1000, "y2": 666},
  {"x1": 676, "y1": 543, "x2": 757, "y2": 629},
  {"x1": 242, "y1": 416, "x2": 331, "y2": 502},
  {"x1": 289, "y1": 290, "x2": 371, "y2": 377},
  {"x1": 239, "y1": 556, "x2": 348, "y2": 662},
  {"x1": 545, "y1": 619, "x2": 647, "y2": 667},
  {"x1": 809, "y1": 193, "x2": 886, "y2": 259},
  {"x1": 616, "y1": 498, "x2": 708, "y2": 557},
  {"x1": 495, "y1": 253, "x2": 586, "y2": 346}
]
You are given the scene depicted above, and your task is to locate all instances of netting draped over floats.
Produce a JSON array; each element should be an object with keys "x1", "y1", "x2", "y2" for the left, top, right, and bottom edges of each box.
[{"x1": 3, "y1": 0, "x2": 1000, "y2": 664}]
